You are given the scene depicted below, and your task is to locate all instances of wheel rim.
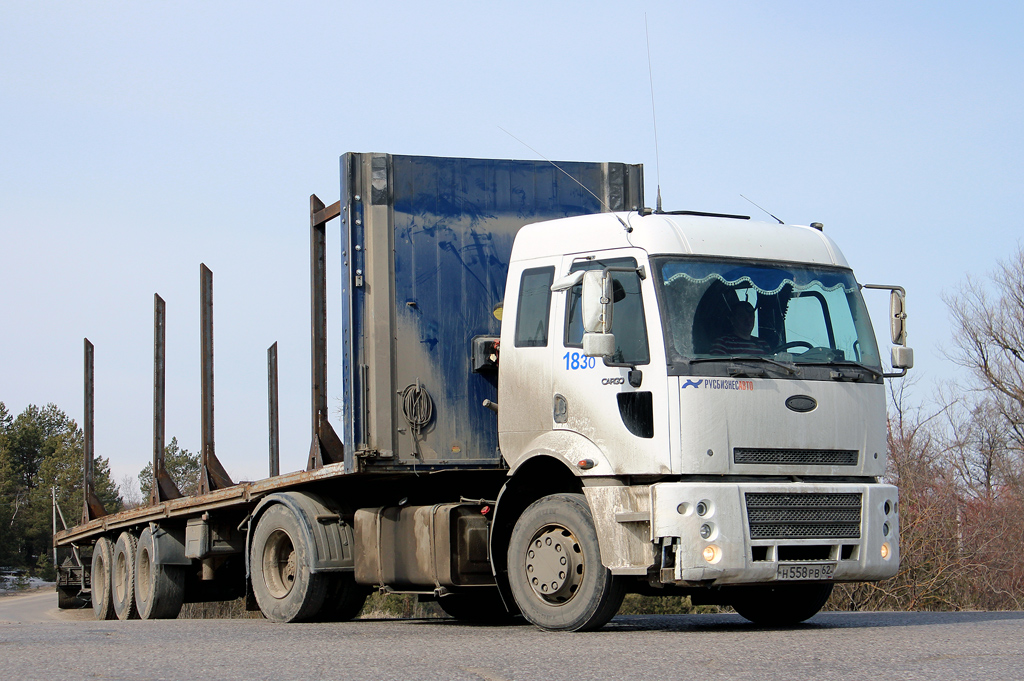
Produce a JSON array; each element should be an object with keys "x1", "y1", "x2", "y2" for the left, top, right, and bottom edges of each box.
[
  {"x1": 524, "y1": 524, "x2": 584, "y2": 604},
  {"x1": 97, "y1": 554, "x2": 109, "y2": 597},
  {"x1": 262, "y1": 529, "x2": 297, "y2": 599},
  {"x1": 137, "y1": 547, "x2": 151, "y2": 606},
  {"x1": 114, "y1": 551, "x2": 128, "y2": 601}
]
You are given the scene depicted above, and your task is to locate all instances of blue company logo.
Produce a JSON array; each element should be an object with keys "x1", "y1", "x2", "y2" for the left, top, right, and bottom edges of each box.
[{"x1": 682, "y1": 379, "x2": 703, "y2": 389}]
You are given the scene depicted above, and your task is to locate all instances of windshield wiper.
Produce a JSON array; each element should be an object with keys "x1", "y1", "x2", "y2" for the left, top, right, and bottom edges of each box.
[
  {"x1": 687, "y1": 356, "x2": 796, "y2": 375},
  {"x1": 826, "y1": 360, "x2": 883, "y2": 380}
]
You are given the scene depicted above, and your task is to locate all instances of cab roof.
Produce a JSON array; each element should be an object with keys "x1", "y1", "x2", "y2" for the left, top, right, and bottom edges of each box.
[{"x1": 510, "y1": 212, "x2": 850, "y2": 269}]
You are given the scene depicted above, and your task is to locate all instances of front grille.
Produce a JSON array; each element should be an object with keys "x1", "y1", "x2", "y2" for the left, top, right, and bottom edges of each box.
[
  {"x1": 734, "y1": 448, "x2": 858, "y2": 466},
  {"x1": 745, "y1": 492, "x2": 862, "y2": 539}
]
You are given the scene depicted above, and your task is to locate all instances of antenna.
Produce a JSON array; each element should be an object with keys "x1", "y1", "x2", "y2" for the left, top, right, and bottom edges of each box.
[
  {"x1": 498, "y1": 126, "x2": 633, "y2": 233},
  {"x1": 740, "y1": 194, "x2": 784, "y2": 225},
  {"x1": 645, "y1": 14, "x2": 663, "y2": 213}
]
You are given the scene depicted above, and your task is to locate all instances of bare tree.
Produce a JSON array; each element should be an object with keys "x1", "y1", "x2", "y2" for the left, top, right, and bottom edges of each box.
[
  {"x1": 943, "y1": 393, "x2": 1020, "y2": 498},
  {"x1": 119, "y1": 475, "x2": 142, "y2": 510},
  {"x1": 945, "y1": 245, "x2": 1024, "y2": 455},
  {"x1": 830, "y1": 379, "x2": 973, "y2": 611}
]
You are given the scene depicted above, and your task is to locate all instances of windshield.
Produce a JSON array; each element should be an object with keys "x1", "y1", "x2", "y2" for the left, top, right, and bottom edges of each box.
[{"x1": 654, "y1": 258, "x2": 881, "y2": 371}]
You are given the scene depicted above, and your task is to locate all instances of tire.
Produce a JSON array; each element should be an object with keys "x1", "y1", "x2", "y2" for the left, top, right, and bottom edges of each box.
[
  {"x1": 730, "y1": 582, "x2": 834, "y2": 626},
  {"x1": 58, "y1": 587, "x2": 86, "y2": 609},
  {"x1": 91, "y1": 536, "x2": 116, "y2": 620},
  {"x1": 250, "y1": 504, "x2": 327, "y2": 622},
  {"x1": 438, "y1": 588, "x2": 519, "y2": 625},
  {"x1": 507, "y1": 493, "x2": 624, "y2": 632},
  {"x1": 313, "y1": 573, "x2": 370, "y2": 622},
  {"x1": 112, "y1": 532, "x2": 140, "y2": 620},
  {"x1": 134, "y1": 527, "x2": 185, "y2": 620}
]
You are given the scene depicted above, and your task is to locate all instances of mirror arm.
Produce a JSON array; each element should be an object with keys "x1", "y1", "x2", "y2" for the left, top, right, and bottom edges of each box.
[
  {"x1": 552, "y1": 265, "x2": 645, "y2": 292},
  {"x1": 551, "y1": 271, "x2": 585, "y2": 292},
  {"x1": 863, "y1": 284, "x2": 906, "y2": 296}
]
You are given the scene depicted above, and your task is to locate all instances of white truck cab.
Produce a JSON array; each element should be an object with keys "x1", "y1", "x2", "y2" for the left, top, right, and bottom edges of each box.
[{"x1": 497, "y1": 211, "x2": 908, "y2": 628}]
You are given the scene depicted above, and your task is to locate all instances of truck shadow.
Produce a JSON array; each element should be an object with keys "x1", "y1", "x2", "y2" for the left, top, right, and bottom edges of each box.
[
  {"x1": 373, "y1": 610, "x2": 1024, "y2": 632},
  {"x1": 601, "y1": 610, "x2": 1024, "y2": 633}
]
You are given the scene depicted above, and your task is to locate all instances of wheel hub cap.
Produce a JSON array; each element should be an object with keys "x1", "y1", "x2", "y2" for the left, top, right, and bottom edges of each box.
[{"x1": 524, "y1": 524, "x2": 584, "y2": 604}]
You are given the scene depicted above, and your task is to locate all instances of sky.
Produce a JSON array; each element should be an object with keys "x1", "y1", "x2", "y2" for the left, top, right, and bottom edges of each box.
[{"x1": 2, "y1": 1, "x2": 1022, "y2": 488}]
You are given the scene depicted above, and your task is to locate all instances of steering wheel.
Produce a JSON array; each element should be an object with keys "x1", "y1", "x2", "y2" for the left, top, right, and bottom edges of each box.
[{"x1": 780, "y1": 341, "x2": 813, "y2": 352}]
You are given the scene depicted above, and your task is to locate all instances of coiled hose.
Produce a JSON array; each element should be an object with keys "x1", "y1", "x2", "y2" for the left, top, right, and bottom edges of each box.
[{"x1": 401, "y1": 380, "x2": 433, "y2": 459}]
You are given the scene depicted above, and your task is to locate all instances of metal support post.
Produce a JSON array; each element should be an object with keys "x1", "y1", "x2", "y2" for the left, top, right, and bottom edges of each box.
[
  {"x1": 306, "y1": 194, "x2": 345, "y2": 470},
  {"x1": 81, "y1": 339, "x2": 107, "y2": 523},
  {"x1": 199, "y1": 264, "x2": 234, "y2": 494},
  {"x1": 152, "y1": 294, "x2": 182, "y2": 503},
  {"x1": 268, "y1": 342, "x2": 280, "y2": 478}
]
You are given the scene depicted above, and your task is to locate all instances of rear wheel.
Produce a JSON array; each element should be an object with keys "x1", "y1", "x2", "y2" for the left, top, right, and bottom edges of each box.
[
  {"x1": 730, "y1": 582, "x2": 834, "y2": 625},
  {"x1": 250, "y1": 504, "x2": 327, "y2": 622},
  {"x1": 507, "y1": 493, "x2": 624, "y2": 632},
  {"x1": 438, "y1": 587, "x2": 518, "y2": 625},
  {"x1": 112, "y1": 532, "x2": 140, "y2": 620},
  {"x1": 134, "y1": 527, "x2": 185, "y2": 620},
  {"x1": 90, "y1": 536, "x2": 116, "y2": 620}
]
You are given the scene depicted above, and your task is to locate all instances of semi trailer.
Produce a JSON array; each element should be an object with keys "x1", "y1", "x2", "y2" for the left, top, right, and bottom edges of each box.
[{"x1": 54, "y1": 152, "x2": 912, "y2": 631}]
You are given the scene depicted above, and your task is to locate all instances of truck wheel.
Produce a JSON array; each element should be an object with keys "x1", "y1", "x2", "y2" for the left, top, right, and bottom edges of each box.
[
  {"x1": 134, "y1": 527, "x2": 185, "y2": 620},
  {"x1": 507, "y1": 493, "x2": 624, "y2": 632},
  {"x1": 438, "y1": 588, "x2": 519, "y2": 625},
  {"x1": 314, "y1": 573, "x2": 370, "y2": 622},
  {"x1": 250, "y1": 504, "x2": 327, "y2": 622},
  {"x1": 91, "y1": 536, "x2": 116, "y2": 620},
  {"x1": 112, "y1": 532, "x2": 140, "y2": 620},
  {"x1": 730, "y1": 582, "x2": 834, "y2": 626}
]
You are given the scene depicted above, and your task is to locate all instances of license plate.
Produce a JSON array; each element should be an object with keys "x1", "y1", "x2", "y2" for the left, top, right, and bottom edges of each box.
[{"x1": 776, "y1": 563, "x2": 836, "y2": 581}]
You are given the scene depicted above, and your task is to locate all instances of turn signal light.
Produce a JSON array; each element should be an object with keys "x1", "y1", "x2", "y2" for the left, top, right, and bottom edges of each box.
[
  {"x1": 880, "y1": 542, "x2": 891, "y2": 560},
  {"x1": 702, "y1": 545, "x2": 722, "y2": 564}
]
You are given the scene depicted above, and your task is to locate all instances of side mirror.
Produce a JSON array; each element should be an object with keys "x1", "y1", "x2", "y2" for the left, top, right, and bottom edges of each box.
[
  {"x1": 889, "y1": 289, "x2": 907, "y2": 345},
  {"x1": 891, "y1": 346, "x2": 914, "y2": 370},
  {"x1": 864, "y1": 284, "x2": 913, "y2": 378},
  {"x1": 582, "y1": 271, "x2": 613, "y2": 333},
  {"x1": 582, "y1": 271, "x2": 614, "y2": 357},
  {"x1": 583, "y1": 333, "x2": 616, "y2": 357}
]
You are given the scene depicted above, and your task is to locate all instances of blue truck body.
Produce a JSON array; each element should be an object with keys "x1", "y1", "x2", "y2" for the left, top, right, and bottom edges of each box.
[{"x1": 339, "y1": 153, "x2": 644, "y2": 472}]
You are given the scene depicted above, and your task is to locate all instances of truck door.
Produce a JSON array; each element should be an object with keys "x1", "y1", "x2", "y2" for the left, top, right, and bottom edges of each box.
[
  {"x1": 497, "y1": 260, "x2": 560, "y2": 463},
  {"x1": 552, "y1": 252, "x2": 668, "y2": 474}
]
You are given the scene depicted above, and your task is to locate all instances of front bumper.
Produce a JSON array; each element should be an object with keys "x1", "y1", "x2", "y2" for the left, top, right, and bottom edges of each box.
[{"x1": 650, "y1": 481, "x2": 899, "y2": 585}]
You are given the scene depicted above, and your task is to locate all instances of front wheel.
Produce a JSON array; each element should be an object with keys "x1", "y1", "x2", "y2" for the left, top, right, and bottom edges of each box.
[
  {"x1": 730, "y1": 582, "x2": 833, "y2": 625},
  {"x1": 507, "y1": 493, "x2": 624, "y2": 632}
]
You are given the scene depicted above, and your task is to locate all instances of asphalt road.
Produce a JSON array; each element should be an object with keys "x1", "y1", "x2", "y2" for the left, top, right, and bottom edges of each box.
[{"x1": 2, "y1": 590, "x2": 1024, "y2": 681}]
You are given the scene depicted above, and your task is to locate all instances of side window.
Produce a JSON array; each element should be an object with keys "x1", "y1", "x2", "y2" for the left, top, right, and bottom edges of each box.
[
  {"x1": 514, "y1": 267, "x2": 555, "y2": 347},
  {"x1": 564, "y1": 258, "x2": 650, "y2": 365}
]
